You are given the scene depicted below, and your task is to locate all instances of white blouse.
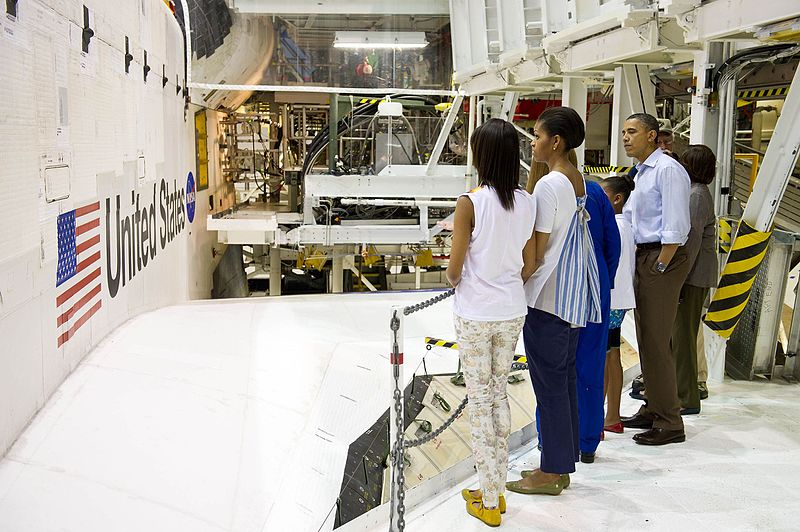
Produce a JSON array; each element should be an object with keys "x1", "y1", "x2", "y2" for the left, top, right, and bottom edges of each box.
[
  {"x1": 452, "y1": 187, "x2": 537, "y2": 321},
  {"x1": 611, "y1": 214, "x2": 636, "y2": 310}
]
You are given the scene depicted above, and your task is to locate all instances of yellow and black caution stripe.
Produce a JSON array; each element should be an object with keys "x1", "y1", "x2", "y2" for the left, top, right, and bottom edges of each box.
[
  {"x1": 358, "y1": 98, "x2": 382, "y2": 104},
  {"x1": 704, "y1": 221, "x2": 772, "y2": 338},
  {"x1": 424, "y1": 336, "x2": 528, "y2": 363},
  {"x1": 718, "y1": 218, "x2": 733, "y2": 254},
  {"x1": 425, "y1": 337, "x2": 458, "y2": 350},
  {"x1": 737, "y1": 87, "x2": 789, "y2": 99},
  {"x1": 583, "y1": 166, "x2": 634, "y2": 175}
]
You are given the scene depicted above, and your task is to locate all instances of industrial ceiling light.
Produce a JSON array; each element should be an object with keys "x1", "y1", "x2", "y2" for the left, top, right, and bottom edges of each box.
[{"x1": 333, "y1": 31, "x2": 428, "y2": 50}]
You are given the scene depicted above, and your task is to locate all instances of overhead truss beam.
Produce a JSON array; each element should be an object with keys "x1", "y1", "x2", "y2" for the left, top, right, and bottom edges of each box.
[
  {"x1": 683, "y1": 0, "x2": 800, "y2": 43},
  {"x1": 189, "y1": 82, "x2": 457, "y2": 97},
  {"x1": 228, "y1": 0, "x2": 449, "y2": 15}
]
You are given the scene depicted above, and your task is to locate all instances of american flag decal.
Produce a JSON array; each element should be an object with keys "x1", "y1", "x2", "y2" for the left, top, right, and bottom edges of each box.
[{"x1": 56, "y1": 201, "x2": 102, "y2": 347}]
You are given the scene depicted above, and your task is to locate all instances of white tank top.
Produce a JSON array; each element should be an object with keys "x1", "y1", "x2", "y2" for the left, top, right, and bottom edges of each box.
[{"x1": 452, "y1": 187, "x2": 537, "y2": 321}]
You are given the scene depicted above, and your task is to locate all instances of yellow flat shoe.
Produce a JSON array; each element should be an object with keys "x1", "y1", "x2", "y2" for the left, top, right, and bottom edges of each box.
[
  {"x1": 461, "y1": 489, "x2": 506, "y2": 513},
  {"x1": 466, "y1": 500, "x2": 501, "y2": 527},
  {"x1": 520, "y1": 470, "x2": 570, "y2": 488}
]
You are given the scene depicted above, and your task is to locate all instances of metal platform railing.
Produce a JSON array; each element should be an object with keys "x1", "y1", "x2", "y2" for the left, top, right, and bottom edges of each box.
[{"x1": 387, "y1": 289, "x2": 528, "y2": 532}]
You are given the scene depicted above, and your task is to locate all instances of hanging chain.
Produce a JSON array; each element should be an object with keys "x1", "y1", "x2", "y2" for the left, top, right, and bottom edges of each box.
[
  {"x1": 402, "y1": 288, "x2": 455, "y2": 315},
  {"x1": 389, "y1": 288, "x2": 525, "y2": 531},
  {"x1": 389, "y1": 310, "x2": 406, "y2": 530}
]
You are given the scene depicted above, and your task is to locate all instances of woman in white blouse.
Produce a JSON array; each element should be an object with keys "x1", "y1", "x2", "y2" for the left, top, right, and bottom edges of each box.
[{"x1": 506, "y1": 107, "x2": 601, "y2": 496}]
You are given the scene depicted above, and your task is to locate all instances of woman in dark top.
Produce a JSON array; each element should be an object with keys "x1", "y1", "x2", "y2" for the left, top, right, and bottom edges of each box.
[{"x1": 672, "y1": 145, "x2": 718, "y2": 415}]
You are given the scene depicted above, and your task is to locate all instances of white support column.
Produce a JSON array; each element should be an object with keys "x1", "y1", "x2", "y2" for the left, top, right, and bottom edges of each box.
[
  {"x1": 714, "y1": 77, "x2": 737, "y2": 218},
  {"x1": 689, "y1": 42, "x2": 726, "y2": 148},
  {"x1": 562, "y1": 77, "x2": 588, "y2": 168},
  {"x1": 466, "y1": 95, "x2": 477, "y2": 190},
  {"x1": 610, "y1": 65, "x2": 656, "y2": 167},
  {"x1": 269, "y1": 245, "x2": 281, "y2": 296},
  {"x1": 610, "y1": 67, "x2": 630, "y2": 168},
  {"x1": 499, "y1": 91, "x2": 519, "y2": 121},
  {"x1": 419, "y1": 205, "x2": 430, "y2": 242},
  {"x1": 691, "y1": 42, "x2": 729, "y2": 219}
]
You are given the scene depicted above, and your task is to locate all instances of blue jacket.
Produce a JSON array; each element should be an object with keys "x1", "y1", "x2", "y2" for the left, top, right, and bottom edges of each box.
[{"x1": 585, "y1": 181, "x2": 620, "y2": 305}]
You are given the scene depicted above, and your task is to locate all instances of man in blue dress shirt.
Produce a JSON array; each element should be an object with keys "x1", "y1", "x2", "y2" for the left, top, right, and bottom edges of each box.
[{"x1": 620, "y1": 113, "x2": 692, "y2": 446}]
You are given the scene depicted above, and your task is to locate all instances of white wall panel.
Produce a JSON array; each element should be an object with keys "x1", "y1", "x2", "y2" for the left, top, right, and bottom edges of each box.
[
  {"x1": 0, "y1": 297, "x2": 45, "y2": 455},
  {"x1": 0, "y1": 0, "x2": 214, "y2": 456}
]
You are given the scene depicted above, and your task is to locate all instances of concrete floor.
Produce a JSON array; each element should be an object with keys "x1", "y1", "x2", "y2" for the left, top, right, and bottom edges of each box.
[{"x1": 397, "y1": 379, "x2": 800, "y2": 532}]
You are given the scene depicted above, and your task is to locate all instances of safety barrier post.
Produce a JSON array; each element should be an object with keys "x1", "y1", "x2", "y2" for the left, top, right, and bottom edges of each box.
[{"x1": 388, "y1": 305, "x2": 405, "y2": 532}]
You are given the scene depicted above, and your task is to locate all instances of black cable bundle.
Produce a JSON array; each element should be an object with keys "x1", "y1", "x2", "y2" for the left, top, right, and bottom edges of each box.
[
  {"x1": 301, "y1": 94, "x2": 443, "y2": 177},
  {"x1": 302, "y1": 94, "x2": 449, "y2": 223},
  {"x1": 712, "y1": 43, "x2": 797, "y2": 93},
  {"x1": 302, "y1": 98, "x2": 382, "y2": 177}
]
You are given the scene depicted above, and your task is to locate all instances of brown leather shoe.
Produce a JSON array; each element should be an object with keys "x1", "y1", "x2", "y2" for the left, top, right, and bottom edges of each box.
[
  {"x1": 621, "y1": 413, "x2": 653, "y2": 430},
  {"x1": 633, "y1": 428, "x2": 686, "y2": 446}
]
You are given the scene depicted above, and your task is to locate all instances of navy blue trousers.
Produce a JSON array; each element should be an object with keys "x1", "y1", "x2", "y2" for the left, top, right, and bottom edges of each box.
[{"x1": 524, "y1": 307, "x2": 579, "y2": 474}]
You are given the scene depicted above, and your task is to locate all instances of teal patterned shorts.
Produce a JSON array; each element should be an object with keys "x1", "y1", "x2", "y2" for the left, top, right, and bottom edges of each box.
[{"x1": 609, "y1": 309, "x2": 627, "y2": 330}]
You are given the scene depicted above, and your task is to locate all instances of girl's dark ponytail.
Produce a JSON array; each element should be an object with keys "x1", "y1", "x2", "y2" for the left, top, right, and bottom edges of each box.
[
  {"x1": 622, "y1": 173, "x2": 636, "y2": 194},
  {"x1": 602, "y1": 174, "x2": 635, "y2": 202}
]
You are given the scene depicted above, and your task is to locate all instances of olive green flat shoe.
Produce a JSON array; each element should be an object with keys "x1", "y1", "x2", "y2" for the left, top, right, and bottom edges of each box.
[
  {"x1": 520, "y1": 470, "x2": 570, "y2": 488},
  {"x1": 506, "y1": 475, "x2": 566, "y2": 496}
]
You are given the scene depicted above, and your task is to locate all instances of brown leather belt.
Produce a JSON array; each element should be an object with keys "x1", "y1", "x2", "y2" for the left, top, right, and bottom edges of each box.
[{"x1": 636, "y1": 242, "x2": 662, "y2": 252}]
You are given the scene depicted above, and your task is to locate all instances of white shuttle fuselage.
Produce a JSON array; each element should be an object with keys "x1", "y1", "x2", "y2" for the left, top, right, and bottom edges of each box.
[{"x1": 0, "y1": 0, "x2": 217, "y2": 456}]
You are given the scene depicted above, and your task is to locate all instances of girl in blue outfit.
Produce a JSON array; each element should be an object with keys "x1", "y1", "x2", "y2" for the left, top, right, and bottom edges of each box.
[{"x1": 574, "y1": 179, "x2": 621, "y2": 463}]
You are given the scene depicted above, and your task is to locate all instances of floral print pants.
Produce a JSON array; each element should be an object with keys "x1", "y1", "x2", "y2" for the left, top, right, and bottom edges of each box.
[{"x1": 453, "y1": 314, "x2": 525, "y2": 508}]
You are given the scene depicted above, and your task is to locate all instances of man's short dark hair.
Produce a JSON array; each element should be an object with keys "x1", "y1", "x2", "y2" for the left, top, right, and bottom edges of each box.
[{"x1": 627, "y1": 113, "x2": 660, "y2": 134}]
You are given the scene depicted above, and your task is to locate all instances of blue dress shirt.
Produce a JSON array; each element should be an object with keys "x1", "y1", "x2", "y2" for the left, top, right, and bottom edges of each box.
[{"x1": 623, "y1": 148, "x2": 691, "y2": 245}]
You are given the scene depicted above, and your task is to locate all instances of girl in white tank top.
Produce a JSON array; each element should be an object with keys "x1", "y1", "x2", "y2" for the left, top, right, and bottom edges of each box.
[{"x1": 445, "y1": 119, "x2": 537, "y2": 526}]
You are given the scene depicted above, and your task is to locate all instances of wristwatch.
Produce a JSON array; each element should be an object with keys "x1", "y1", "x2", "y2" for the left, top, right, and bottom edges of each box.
[{"x1": 656, "y1": 261, "x2": 668, "y2": 274}]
